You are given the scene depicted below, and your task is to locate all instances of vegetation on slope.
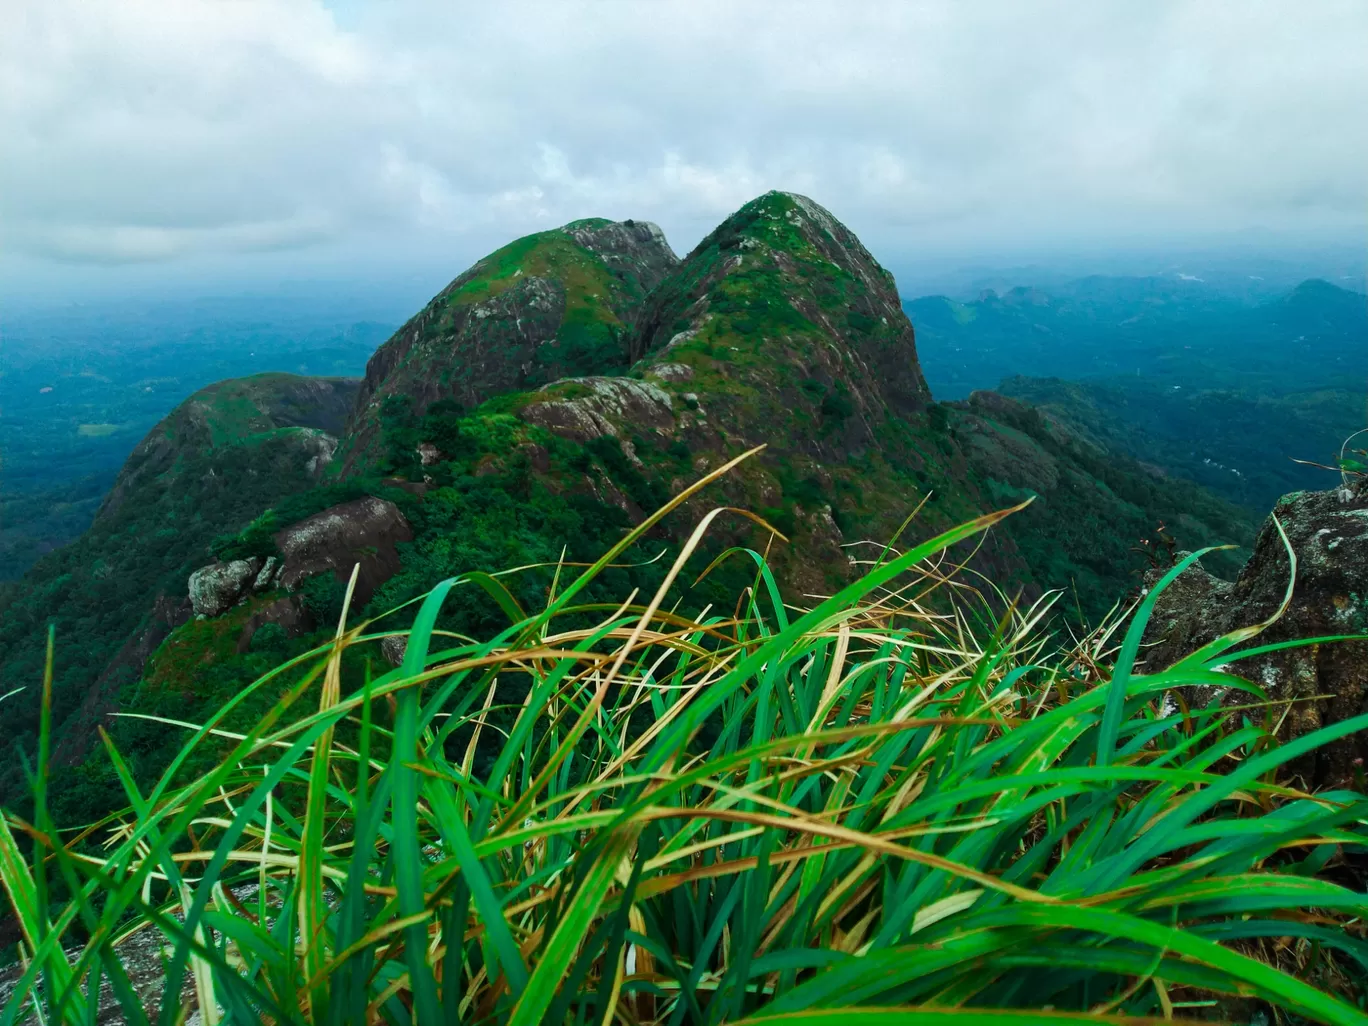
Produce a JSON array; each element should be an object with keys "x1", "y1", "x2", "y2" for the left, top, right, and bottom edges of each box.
[
  {"x1": 998, "y1": 375, "x2": 1366, "y2": 513},
  {"x1": 2, "y1": 479, "x2": 1365, "y2": 1024},
  {"x1": 0, "y1": 375, "x2": 360, "y2": 807}
]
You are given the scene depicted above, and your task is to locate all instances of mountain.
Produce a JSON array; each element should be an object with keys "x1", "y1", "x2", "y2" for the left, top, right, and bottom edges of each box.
[
  {"x1": 336, "y1": 218, "x2": 679, "y2": 474},
  {"x1": 0, "y1": 373, "x2": 359, "y2": 802},
  {"x1": 0, "y1": 193, "x2": 1261, "y2": 815},
  {"x1": 999, "y1": 376, "x2": 1366, "y2": 513},
  {"x1": 908, "y1": 276, "x2": 1366, "y2": 398},
  {"x1": 0, "y1": 302, "x2": 392, "y2": 581}
]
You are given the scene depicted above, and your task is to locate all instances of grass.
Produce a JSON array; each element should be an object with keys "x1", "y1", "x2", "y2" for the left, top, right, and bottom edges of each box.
[{"x1": 2, "y1": 450, "x2": 1367, "y2": 1025}]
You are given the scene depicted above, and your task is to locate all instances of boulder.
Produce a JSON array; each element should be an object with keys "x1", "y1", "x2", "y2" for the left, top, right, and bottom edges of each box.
[
  {"x1": 1141, "y1": 484, "x2": 1368, "y2": 790},
  {"x1": 188, "y1": 497, "x2": 413, "y2": 621},
  {"x1": 274, "y1": 496, "x2": 413, "y2": 607},
  {"x1": 188, "y1": 557, "x2": 263, "y2": 617}
]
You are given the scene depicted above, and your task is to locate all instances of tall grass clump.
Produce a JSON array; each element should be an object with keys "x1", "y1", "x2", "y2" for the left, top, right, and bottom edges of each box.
[{"x1": 3, "y1": 452, "x2": 1367, "y2": 1025}]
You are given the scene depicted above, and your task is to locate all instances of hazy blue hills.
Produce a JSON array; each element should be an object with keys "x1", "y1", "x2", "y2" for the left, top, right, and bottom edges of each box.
[
  {"x1": 903, "y1": 274, "x2": 1366, "y2": 515},
  {"x1": 909, "y1": 275, "x2": 1365, "y2": 398}
]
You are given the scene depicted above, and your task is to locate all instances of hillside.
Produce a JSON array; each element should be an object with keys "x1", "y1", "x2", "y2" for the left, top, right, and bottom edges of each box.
[
  {"x1": 0, "y1": 302, "x2": 391, "y2": 580},
  {"x1": 0, "y1": 373, "x2": 360, "y2": 803},
  {"x1": 336, "y1": 217, "x2": 679, "y2": 475},
  {"x1": 999, "y1": 376, "x2": 1365, "y2": 512},
  {"x1": 0, "y1": 193, "x2": 1260, "y2": 816}
]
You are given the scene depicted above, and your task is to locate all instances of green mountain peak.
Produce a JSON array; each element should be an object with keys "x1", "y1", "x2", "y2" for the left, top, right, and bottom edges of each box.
[
  {"x1": 98, "y1": 373, "x2": 359, "y2": 522},
  {"x1": 335, "y1": 217, "x2": 679, "y2": 475}
]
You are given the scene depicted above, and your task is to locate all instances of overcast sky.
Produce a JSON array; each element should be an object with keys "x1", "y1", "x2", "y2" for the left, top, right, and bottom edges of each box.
[{"x1": 3, "y1": 0, "x2": 1365, "y2": 306}]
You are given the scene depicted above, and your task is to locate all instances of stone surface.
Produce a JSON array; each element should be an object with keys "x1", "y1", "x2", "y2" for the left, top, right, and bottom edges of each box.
[
  {"x1": 187, "y1": 557, "x2": 263, "y2": 617},
  {"x1": 519, "y1": 376, "x2": 676, "y2": 442},
  {"x1": 274, "y1": 496, "x2": 413, "y2": 607},
  {"x1": 253, "y1": 555, "x2": 281, "y2": 591},
  {"x1": 1141, "y1": 484, "x2": 1368, "y2": 789},
  {"x1": 381, "y1": 633, "x2": 408, "y2": 667}
]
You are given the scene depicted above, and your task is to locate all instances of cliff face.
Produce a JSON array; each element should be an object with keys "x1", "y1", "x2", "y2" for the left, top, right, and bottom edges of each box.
[
  {"x1": 1142, "y1": 482, "x2": 1368, "y2": 790},
  {"x1": 337, "y1": 218, "x2": 678, "y2": 474}
]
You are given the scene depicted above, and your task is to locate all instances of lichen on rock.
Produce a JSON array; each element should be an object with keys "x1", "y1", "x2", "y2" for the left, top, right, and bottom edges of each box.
[
  {"x1": 1141, "y1": 483, "x2": 1368, "y2": 789},
  {"x1": 519, "y1": 376, "x2": 675, "y2": 443},
  {"x1": 188, "y1": 558, "x2": 263, "y2": 618}
]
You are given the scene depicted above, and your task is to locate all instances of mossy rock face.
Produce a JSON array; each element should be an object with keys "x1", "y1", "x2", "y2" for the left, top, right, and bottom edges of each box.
[
  {"x1": 630, "y1": 190, "x2": 931, "y2": 425},
  {"x1": 336, "y1": 218, "x2": 679, "y2": 475},
  {"x1": 98, "y1": 373, "x2": 359, "y2": 522}
]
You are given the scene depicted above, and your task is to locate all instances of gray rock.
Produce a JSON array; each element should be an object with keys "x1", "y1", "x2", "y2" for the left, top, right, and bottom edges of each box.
[
  {"x1": 381, "y1": 634, "x2": 408, "y2": 667},
  {"x1": 647, "y1": 362, "x2": 694, "y2": 383},
  {"x1": 518, "y1": 376, "x2": 675, "y2": 443},
  {"x1": 274, "y1": 496, "x2": 413, "y2": 608},
  {"x1": 187, "y1": 557, "x2": 263, "y2": 617},
  {"x1": 1141, "y1": 484, "x2": 1368, "y2": 790},
  {"x1": 253, "y1": 555, "x2": 281, "y2": 591}
]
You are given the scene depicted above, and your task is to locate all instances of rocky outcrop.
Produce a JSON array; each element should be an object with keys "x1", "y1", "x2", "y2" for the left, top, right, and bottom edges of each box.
[
  {"x1": 273, "y1": 496, "x2": 413, "y2": 607},
  {"x1": 519, "y1": 377, "x2": 676, "y2": 443},
  {"x1": 1141, "y1": 485, "x2": 1368, "y2": 790},
  {"x1": 339, "y1": 218, "x2": 679, "y2": 474},
  {"x1": 187, "y1": 497, "x2": 413, "y2": 620},
  {"x1": 189, "y1": 557, "x2": 266, "y2": 617}
]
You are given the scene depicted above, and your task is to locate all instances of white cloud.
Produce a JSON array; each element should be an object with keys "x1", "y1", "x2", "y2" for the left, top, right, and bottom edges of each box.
[{"x1": 1, "y1": 0, "x2": 1364, "y2": 278}]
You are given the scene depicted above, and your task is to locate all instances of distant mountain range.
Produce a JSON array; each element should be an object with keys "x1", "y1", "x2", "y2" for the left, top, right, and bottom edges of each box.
[{"x1": 908, "y1": 275, "x2": 1366, "y2": 398}]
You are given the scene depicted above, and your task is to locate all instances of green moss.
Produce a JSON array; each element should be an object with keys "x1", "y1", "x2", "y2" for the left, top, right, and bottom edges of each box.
[{"x1": 141, "y1": 600, "x2": 264, "y2": 694}]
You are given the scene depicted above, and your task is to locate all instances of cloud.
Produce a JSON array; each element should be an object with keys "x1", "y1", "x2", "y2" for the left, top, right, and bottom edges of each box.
[{"x1": 1, "y1": 0, "x2": 1364, "y2": 276}]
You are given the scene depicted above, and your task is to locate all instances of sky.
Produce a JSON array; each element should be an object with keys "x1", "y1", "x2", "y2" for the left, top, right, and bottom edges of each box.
[{"x1": 3, "y1": 0, "x2": 1366, "y2": 309}]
